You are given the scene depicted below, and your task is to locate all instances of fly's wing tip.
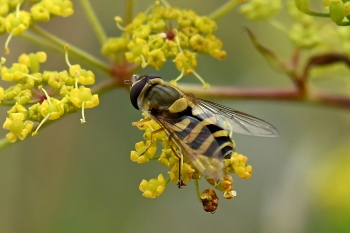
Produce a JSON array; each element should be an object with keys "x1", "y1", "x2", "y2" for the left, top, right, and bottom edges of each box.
[
  {"x1": 254, "y1": 126, "x2": 280, "y2": 137},
  {"x1": 266, "y1": 125, "x2": 280, "y2": 137}
]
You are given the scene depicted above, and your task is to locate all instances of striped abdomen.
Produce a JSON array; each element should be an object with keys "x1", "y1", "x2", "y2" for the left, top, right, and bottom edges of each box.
[{"x1": 167, "y1": 107, "x2": 235, "y2": 159}]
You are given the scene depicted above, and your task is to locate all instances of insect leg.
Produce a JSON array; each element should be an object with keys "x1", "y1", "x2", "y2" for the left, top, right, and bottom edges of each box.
[
  {"x1": 138, "y1": 127, "x2": 164, "y2": 156},
  {"x1": 168, "y1": 139, "x2": 185, "y2": 188},
  {"x1": 132, "y1": 117, "x2": 152, "y2": 127}
]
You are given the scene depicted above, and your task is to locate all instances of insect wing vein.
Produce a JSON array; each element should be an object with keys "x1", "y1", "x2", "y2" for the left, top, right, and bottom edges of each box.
[{"x1": 186, "y1": 94, "x2": 279, "y2": 137}]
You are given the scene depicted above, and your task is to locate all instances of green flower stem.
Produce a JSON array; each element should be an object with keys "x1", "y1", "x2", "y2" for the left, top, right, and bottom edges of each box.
[
  {"x1": 194, "y1": 179, "x2": 201, "y2": 202},
  {"x1": 160, "y1": 0, "x2": 171, "y2": 7},
  {"x1": 269, "y1": 20, "x2": 289, "y2": 34},
  {"x1": 208, "y1": 0, "x2": 240, "y2": 21},
  {"x1": 295, "y1": 0, "x2": 331, "y2": 18},
  {"x1": 337, "y1": 21, "x2": 350, "y2": 26},
  {"x1": 79, "y1": 0, "x2": 107, "y2": 45},
  {"x1": 303, "y1": 11, "x2": 330, "y2": 18},
  {"x1": 0, "y1": 101, "x2": 19, "y2": 106},
  {"x1": 125, "y1": 0, "x2": 134, "y2": 26},
  {"x1": 30, "y1": 25, "x2": 110, "y2": 74},
  {"x1": 295, "y1": 1, "x2": 330, "y2": 18},
  {"x1": 0, "y1": 137, "x2": 11, "y2": 150},
  {"x1": 21, "y1": 31, "x2": 66, "y2": 56}
]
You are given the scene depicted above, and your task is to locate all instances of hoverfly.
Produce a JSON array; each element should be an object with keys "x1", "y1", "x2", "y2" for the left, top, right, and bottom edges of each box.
[{"x1": 125, "y1": 74, "x2": 279, "y2": 186}]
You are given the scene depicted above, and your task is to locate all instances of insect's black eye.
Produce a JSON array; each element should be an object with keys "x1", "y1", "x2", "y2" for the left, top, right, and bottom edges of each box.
[
  {"x1": 130, "y1": 78, "x2": 147, "y2": 110},
  {"x1": 129, "y1": 74, "x2": 162, "y2": 109}
]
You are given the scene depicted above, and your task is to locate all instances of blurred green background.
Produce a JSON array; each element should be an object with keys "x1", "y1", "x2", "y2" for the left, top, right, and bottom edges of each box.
[{"x1": 1, "y1": 1, "x2": 350, "y2": 233}]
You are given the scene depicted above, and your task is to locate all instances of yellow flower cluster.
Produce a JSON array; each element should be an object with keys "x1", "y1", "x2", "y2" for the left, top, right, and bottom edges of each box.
[
  {"x1": 1, "y1": 52, "x2": 99, "y2": 142},
  {"x1": 130, "y1": 114, "x2": 253, "y2": 212},
  {"x1": 102, "y1": 1, "x2": 226, "y2": 87},
  {"x1": 139, "y1": 174, "x2": 167, "y2": 198},
  {"x1": 287, "y1": 1, "x2": 321, "y2": 49},
  {"x1": 1, "y1": 0, "x2": 73, "y2": 53},
  {"x1": 3, "y1": 104, "x2": 33, "y2": 143},
  {"x1": 169, "y1": 162, "x2": 197, "y2": 186},
  {"x1": 0, "y1": 0, "x2": 73, "y2": 34},
  {"x1": 240, "y1": 0, "x2": 281, "y2": 20},
  {"x1": 225, "y1": 152, "x2": 252, "y2": 179}
]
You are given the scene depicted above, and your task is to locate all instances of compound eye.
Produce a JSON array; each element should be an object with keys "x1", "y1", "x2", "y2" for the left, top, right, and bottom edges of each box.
[{"x1": 130, "y1": 78, "x2": 147, "y2": 110}]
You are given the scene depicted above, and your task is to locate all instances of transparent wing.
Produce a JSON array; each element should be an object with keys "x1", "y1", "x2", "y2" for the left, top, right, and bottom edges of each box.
[
  {"x1": 186, "y1": 94, "x2": 279, "y2": 137},
  {"x1": 152, "y1": 114, "x2": 225, "y2": 182}
]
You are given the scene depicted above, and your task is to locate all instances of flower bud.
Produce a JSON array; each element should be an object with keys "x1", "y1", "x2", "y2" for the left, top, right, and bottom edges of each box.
[
  {"x1": 295, "y1": 0, "x2": 310, "y2": 13},
  {"x1": 329, "y1": 0, "x2": 345, "y2": 24}
]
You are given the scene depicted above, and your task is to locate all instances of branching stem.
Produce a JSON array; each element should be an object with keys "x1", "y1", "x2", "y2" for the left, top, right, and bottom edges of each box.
[
  {"x1": 30, "y1": 25, "x2": 110, "y2": 74},
  {"x1": 79, "y1": 0, "x2": 108, "y2": 45},
  {"x1": 208, "y1": 0, "x2": 240, "y2": 20}
]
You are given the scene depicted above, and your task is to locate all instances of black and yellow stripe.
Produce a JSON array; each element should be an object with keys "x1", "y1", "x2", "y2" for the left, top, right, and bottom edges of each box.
[
  {"x1": 192, "y1": 106, "x2": 235, "y2": 159},
  {"x1": 167, "y1": 106, "x2": 235, "y2": 159}
]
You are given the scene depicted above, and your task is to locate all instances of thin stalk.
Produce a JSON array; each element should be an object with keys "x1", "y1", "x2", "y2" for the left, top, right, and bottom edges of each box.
[
  {"x1": 125, "y1": 0, "x2": 134, "y2": 25},
  {"x1": 21, "y1": 31, "x2": 65, "y2": 55},
  {"x1": 0, "y1": 101, "x2": 19, "y2": 106},
  {"x1": 208, "y1": 0, "x2": 240, "y2": 21},
  {"x1": 338, "y1": 21, "x2": 350, "y2": 26},
  {"x1": 295, "y1": 2, "x2": 330, "y2": 18},
  {"x1": 30, "y1": 25, "x2": 110, "y2": 74},
  {"x1": 194, "y1": 179, "x2": 201, "y2": 202},
  {"x1": 305, "y1": 11, "x2": 330, "y2": 18},
  {"x1": 79, "y1": 0, "x2": 108, "y2": 45},
  {"x1": 160, "y1": 0, "x2": 171, "y2": 7},
  {"x1": 269, "y1": 20, "x2": 289, "y2": 34},
  {"x1": 0, "y1": 137, "x2": 11, "y2": 150}
]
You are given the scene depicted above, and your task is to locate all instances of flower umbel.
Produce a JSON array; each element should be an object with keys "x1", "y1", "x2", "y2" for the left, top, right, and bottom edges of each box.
[
  {"x1": 1, "y1": 51, "x2": 99, "y2": 141},
  {"x1": 2, "y1": 1, "x2": 74, "y2": 53},
  {"x1": 240, "y1": 0, "x2": 281, "y2": 20},
  {"x1": 103, "y1": 1, "x2": 227, "y2": 88}
]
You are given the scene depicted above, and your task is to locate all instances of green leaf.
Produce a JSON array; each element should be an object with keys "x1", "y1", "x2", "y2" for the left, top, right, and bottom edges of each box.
[{"x1": 246, "y1": 28, "x2": 293, "y2": 75}]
